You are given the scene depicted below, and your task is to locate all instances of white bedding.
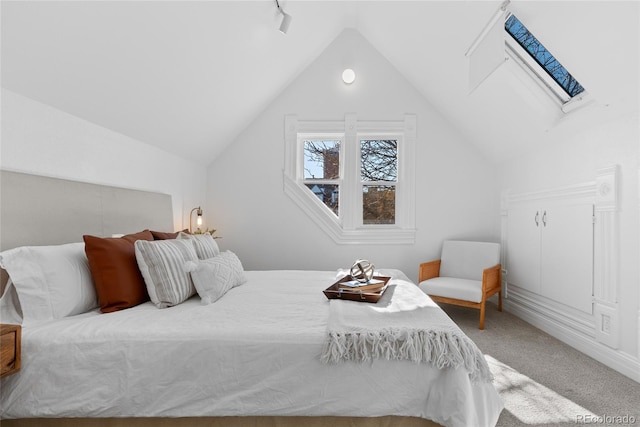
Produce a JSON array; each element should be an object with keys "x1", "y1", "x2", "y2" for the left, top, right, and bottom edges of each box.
[{"x1": 0, "y1": 270, "x2": 502, "y2": 427}]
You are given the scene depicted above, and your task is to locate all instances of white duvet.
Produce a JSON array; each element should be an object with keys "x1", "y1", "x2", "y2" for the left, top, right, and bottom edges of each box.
[{"x1": 0, "y1": 270, "x2": 503, "y2": 427}]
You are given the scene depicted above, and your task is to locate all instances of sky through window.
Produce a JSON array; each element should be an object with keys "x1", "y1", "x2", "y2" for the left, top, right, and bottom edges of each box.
[{"x1": 505, "y1": 14, "x2": 585, "y2": 98}]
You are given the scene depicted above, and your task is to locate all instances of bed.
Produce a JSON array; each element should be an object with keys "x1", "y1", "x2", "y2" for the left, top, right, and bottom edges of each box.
[{"x1": 0, "y1": 171, "x2": 503, "y2": 427}]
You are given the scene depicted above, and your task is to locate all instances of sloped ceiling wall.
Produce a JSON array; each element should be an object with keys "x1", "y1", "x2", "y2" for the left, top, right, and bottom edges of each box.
[
  {"x1": 355, "y1": 1, "x2": 639, "y2": 164},
  {"x1": 2, "y1": 1, "x2": 637, "y2": 166},
  {"x1": 1, "y1": 1, "x2": 349, "y2": 164},
  {"x1": 207, "y1": 29, "x2": 500, "y2": 279}
]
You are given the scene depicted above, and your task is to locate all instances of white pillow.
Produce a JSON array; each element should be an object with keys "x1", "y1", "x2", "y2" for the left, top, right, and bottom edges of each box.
[
  {"x1": 177, "y1": 232, "x2": 220, "y2": 260},
  {"x1": 185, "y1": 251, "x2": 247, "y2": 305},
  {"x1": 0, "y1": 279, "x2": 24, "y2": 325},
  {"x1": 0, "y1": 242, "x2": 98, "y2": 326},
  {"x1": 134, "y1": 239, "x2": 199, "y2": 308}
]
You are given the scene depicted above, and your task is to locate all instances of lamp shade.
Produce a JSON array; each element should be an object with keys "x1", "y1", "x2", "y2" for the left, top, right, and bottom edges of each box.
[{"x1": 190, "y1": 206, "x2": 203, "y2": 233}]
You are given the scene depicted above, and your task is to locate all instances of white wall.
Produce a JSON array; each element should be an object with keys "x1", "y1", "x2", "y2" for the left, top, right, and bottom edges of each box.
[
  {"x1": 1, "y1": 89, "x2": 207, "y2": 231},
  {"x1": 207, "y1": 29, "x2": 500, "y2": 283},
  {"x1": 500, "y1": 112, "x2": 640, "y2": 377}
]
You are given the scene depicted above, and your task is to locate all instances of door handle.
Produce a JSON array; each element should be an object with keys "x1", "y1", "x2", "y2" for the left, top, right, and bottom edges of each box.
[
  {"x1": 534, "y1": 211, "x2": 539, "y2": 227},
  {"x1": 542, "y1": 210, "x2": 547, "y2": 227}
]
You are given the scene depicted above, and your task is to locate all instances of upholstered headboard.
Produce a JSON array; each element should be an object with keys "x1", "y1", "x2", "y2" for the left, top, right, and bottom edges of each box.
[
  {"x1": 0, "y1": 170, "x2": 174, "y2": 292},
  {"x1": 0, "y1": 170, "x2": 173, "y2": 251}
]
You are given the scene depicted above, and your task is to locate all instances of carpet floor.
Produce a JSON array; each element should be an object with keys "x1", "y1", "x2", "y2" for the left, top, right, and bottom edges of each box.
[{"x1": 439, "y1": 302, "x2": 640, "y2": 427}]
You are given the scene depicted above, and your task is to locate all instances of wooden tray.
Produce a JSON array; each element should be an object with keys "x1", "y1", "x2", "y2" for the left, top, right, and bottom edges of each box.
[{"x1": 323, "y1": 275, "x2": 391, "y2": 303}]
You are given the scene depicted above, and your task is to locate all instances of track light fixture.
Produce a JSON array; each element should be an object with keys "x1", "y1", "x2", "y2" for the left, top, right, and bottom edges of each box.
[{"x1": 275, "y1": 0, "x2": 292, "y2": 34}]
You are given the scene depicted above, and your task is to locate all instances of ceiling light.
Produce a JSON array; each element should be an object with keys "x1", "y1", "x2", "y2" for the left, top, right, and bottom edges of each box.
[
  {"x1": 342, "y1": 68, "x2": 356, "y2": 85},
  {"x1": 275, "y1": 0, "x2": 292, "y2": 34}
]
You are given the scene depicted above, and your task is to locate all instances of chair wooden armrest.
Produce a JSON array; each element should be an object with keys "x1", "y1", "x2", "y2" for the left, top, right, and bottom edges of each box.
[
  {"x1": 482, "y1": 264, "x2": 501, "y2": 293},
  {"x1": 419, "y1": 260, "x2": 441, "y2": 282},
  {"x1": 482, "y1": 263, "x2": 502, "y2": 313}
]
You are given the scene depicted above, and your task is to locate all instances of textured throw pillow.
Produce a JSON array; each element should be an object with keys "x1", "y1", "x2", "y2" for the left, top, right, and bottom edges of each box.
[
  {"x1": 83, "y1": 230, "x2": 154, "y2": 313},
  {"x1": 177, "y1": 231, "x2": 220, "y2": 260},
  {"x1": 134, "y1": 239, "x2": 199, "y2": 308},
  {"x1": 185, "y1": 251, "x2": 247, "y2": 305},
  {"x1": 0, "y1": 242, "x2": 98, "y2": 325}
]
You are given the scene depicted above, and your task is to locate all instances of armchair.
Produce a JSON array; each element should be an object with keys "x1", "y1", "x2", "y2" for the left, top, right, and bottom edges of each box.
[{"x1": 418, "y1": 240, "x2": 502, "y2": 330}]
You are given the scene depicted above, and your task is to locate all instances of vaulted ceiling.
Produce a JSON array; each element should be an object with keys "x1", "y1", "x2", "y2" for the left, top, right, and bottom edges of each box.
[{"x1": 2, "y1": 1, "x2": 638, "y2": 166}]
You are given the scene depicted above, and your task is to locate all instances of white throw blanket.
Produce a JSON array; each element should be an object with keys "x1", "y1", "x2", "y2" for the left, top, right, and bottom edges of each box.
[{"x1": 321, "y1": 273, "x2": 493, "y2": 383}]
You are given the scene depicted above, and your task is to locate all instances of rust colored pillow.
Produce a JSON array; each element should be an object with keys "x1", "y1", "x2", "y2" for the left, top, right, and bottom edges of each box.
[
  {"x1": 84, "y1": 230, "x2": 154, "y2": 313},
  {"x1": 150, "y1": 229, "x2": 189, "y2": 240}
]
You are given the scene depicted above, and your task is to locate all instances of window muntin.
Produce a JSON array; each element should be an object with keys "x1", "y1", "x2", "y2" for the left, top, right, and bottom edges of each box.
[{"x1": 505, "y1": 14, "x2": 585, "y2": 101}]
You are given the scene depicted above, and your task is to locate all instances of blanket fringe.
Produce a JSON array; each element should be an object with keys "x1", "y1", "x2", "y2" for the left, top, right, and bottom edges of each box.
[{"x1": 320, "y1": 328, "x2": 493, "y2": 383}]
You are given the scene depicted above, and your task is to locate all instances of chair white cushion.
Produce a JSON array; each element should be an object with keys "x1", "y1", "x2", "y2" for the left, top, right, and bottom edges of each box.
[
  {"x1": 418, "y1": 277, "x2": 483, "y2": 303},
  {"x1": 439, "y1": 241, "x2": 500, "y2": 281}
]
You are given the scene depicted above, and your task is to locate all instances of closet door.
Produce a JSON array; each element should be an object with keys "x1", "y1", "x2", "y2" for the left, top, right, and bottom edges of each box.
[
  {"x1": 540, "y1": 203, "x2": 594, "y2": 314},
  {"x1": 507, "y1": 204, "x2": 541, "y2": 294}
]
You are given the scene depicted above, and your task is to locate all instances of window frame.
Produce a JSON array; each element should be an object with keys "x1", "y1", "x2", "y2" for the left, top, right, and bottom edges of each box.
[
  {"x1": 503, "y1": 12, "x2": 589, "y2": 113},
  {"x1": 284, "y1": 114, "x2": 416, "y2": 244}
]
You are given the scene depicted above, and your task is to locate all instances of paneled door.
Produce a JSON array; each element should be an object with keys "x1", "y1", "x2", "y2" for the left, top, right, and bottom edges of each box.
[
  {"x1": 506, "y1": 202, "x2": 541, "y2": 294},
  {"x1": 540, "y1": 203, "x2": 594, "y2": 314}
]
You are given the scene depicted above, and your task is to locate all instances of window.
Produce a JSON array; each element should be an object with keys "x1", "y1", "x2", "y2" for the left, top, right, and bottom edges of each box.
[
  {"x1": 504, "y1": 13, "x2": 588, "y2": 109},
  {"x1": 303, "y1": 139, "x2": 341, "y2": 216},
  {"x1": 505, "y1": 15, "x2": 584, "y2": 98},
  {"x1": 360, "y1": 139, "x2": 397, "y2": 225},
  {"x1": 284, "y1": 114, "x2": 416, "y2": 244}
]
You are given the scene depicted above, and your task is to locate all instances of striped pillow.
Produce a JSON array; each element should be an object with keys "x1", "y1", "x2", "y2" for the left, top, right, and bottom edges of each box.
[
  {"x1": 134, "y1": 239, "x2": 199, "y2": 308},
  {"x1": 177, "y1": 232, "x2": 220, "y2": 260}
]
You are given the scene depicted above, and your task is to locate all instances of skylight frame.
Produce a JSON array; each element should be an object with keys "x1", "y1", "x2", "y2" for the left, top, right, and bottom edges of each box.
[{"x1": 504, "y1": 12, "x2": 589, "y2": 111}]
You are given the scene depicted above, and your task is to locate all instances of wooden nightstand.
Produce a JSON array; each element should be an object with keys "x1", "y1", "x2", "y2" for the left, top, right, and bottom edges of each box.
[{"x1": 1, "y1": 324, "x2": 21, "y2": 378}]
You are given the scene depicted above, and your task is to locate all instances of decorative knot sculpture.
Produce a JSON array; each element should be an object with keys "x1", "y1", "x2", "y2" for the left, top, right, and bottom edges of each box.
[{"x1": 349, "y1": 259, "x2": 375, "y2": 283}]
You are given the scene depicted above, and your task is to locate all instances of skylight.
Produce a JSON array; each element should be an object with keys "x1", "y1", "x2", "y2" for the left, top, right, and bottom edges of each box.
[{"x1": 505, "y1": 14, "x2": 585, "y2": 101}]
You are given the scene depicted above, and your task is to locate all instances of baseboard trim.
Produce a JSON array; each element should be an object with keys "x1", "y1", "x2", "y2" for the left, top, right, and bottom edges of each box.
[{"x1": 505, "y1": 299, "x2": 640, "y2": 383}]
